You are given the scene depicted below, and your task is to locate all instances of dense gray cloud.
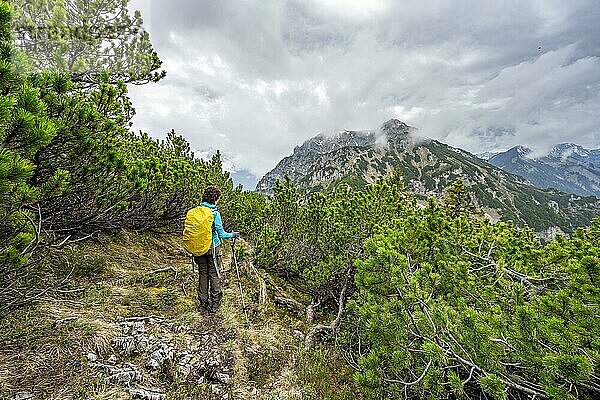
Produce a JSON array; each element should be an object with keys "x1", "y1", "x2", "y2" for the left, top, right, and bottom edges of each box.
[{"x1": 127, "y1": 0, "x2": 600, "y2": 185}]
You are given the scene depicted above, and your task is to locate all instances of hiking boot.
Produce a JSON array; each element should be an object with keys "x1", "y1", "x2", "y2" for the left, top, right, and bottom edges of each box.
[
  {"x1": 197, "y1": 300, "x2": 209, "y2": 314},
  {"x1": 209, "y1": 301, "x2": 220, "y2": 314}
]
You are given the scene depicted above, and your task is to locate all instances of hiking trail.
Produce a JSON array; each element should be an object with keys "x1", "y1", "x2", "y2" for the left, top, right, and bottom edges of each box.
[{"x1": 1, "y1": 232, "x2": 307, "y2": 400}]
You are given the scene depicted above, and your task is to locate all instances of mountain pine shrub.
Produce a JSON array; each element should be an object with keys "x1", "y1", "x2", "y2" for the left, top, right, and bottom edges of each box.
[{"x1": 349, "y1": 204, "x2": 599, "y2": 399}]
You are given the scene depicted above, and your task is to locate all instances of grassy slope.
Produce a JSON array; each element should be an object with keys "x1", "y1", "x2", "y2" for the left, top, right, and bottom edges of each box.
[{"x1": 0, "y1": 233, "x2": 358, "y2": 400}]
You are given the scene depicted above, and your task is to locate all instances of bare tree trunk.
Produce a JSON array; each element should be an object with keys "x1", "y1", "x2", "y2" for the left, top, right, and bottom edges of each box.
[{"x1": 304, "y1": 269, "x2": 352, "y2": 350}]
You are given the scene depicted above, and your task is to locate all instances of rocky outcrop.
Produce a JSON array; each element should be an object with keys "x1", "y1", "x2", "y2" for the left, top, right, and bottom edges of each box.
[
  {"x1": 256, "y1": 119, "x2": 414, "y2": 193},
  {"x1": 129, "y1": 388, "x2": 166, "y2": 400},
  {"x1": 12, "y1": 392, "x2": 34, "y2": 400},
  {"x1": 82, "y1": 316, "x2": 234, "y2": 400}
]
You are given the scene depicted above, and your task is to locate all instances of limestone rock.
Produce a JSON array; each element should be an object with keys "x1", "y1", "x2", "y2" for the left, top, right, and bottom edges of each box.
[
  {"x1": 129, "y1": 388, "x2": 166, "y2": 400},
  {"x1": 12, "y1": 392, "x2": 34, "y2": 400},
  {"x1": 90, "y1": 361, "x2": 142, "y2": 385},
  {"x1": 146, "y1": 343, "x2": 175, "y2": 370}
]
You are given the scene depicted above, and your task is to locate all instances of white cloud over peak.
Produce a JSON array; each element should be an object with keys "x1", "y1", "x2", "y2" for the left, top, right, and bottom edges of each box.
[{"x1": 127, "y1": 0, "x2": 600, "y2": 185}]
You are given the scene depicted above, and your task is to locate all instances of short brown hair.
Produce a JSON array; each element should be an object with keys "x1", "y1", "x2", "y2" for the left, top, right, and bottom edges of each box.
[{"x1": 202, "y1": 185, "x2": 221, "y2": 204}]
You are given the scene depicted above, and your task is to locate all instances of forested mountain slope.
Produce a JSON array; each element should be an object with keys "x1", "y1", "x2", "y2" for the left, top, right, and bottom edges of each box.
[{"x1": 258, "y1": 119, "x2": 600, "y2": 234}]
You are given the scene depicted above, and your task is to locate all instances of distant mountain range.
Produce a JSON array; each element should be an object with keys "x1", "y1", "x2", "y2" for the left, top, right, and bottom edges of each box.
[
  {"x1": 257, "y1": 119, "x2": 600, "y2": 236},
  {"x1": 480, "y1": 144, "x2": 600, "y2": 198}
]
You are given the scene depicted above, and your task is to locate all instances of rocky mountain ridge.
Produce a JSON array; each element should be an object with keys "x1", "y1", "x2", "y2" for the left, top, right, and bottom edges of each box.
[
  {"x1": 256, "y1": 119, "x2": 413, "y2": 193},
  {"x1": 257, "y1": 119, "x2": 600, "y2": 235},
  {"x1": 486, "y1": 144, "x2": 600, "y2": 198}
]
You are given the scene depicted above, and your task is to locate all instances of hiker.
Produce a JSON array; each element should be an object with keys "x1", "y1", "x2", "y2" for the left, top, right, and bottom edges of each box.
[{"x1": 184, "y1": 185, "x2": 239, "y2": 314}]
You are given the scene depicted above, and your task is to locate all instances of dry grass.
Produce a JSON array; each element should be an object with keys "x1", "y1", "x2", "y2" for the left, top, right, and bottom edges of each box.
[
  {"x1": 0, "y1": 304, "x2": 117, "y2": 399},
  {"x1": 0, "y1": 232, "x2": 361, "y2": 400},
  {"x1": 0, "y1": 231, "x2": 194, "y2": 399}
]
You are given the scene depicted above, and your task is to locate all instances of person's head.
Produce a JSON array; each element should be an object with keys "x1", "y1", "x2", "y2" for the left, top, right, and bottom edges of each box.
[{"x1": 202, "y1": 185, "x2": 222, "y2": 204}]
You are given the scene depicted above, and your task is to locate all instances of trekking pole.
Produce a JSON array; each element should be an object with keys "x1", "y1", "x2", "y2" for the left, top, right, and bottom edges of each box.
[{"x1": 232, "y1": 237, "x2": 248, "y2": 322}]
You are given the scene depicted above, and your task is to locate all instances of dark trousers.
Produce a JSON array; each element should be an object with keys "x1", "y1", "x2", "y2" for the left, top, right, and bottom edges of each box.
[{"x1": 194, "y1": 246, "x2": 223, "y2": 306}]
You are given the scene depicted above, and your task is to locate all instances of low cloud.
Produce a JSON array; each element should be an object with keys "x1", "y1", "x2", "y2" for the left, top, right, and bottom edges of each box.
[{"x1": 127, "y1": 0, "x2": 600, "y2": 183}]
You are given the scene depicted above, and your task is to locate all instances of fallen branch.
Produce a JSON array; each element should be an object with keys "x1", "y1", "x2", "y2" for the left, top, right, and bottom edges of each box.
[
  {"x1": 52, "y1": 287, "x2": 86, "y2": 294},
  {"x1": 150, "y1": 267, "x2": 177, "y2": 274},
  {"x1": 246, "y1": 261, "x2": 267, "y2": 306},
  {"x1": 304, "y1": 268, "x2": 352, "y2": 350},
  {"x1": 274, "y1": 295, "x2": 304, "y2": 312},
  {"x1": 263, "y1": 271, "x2": 305, "y2": 312},
  {"x1": 0, "y1": 259, "x2": 76, "y2": 316}
]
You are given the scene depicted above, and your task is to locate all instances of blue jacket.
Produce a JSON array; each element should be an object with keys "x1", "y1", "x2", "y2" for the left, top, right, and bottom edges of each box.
[{"x1": 201, "y1": 202, "x2": 234, "y2": 248}]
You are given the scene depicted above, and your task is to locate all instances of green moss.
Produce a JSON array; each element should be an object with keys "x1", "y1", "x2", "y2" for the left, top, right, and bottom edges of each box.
[{"x1": 297, "y1": 349, "x2": 364, "y2": 400}]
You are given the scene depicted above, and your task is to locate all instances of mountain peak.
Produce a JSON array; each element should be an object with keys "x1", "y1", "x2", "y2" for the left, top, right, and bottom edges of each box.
[
  {"x1": 488, "y1": 146, "x2": 531, "y2": 165},
  {"x1": 257, "y1": 120, "x2": 600, "y2": 233},
  {"x1": 292, "y1": 129, "x2": 375, "y2": 157},
  {"x1": 548, "y1": 143, "x2": 588, "y2": 159},
  {"x1": 510, "y1": 145, "x2": 532, "y2": 157},
  {"x1": 477, "y1": 151, "x2": 499, "y2": 160},
  {"x1": 380, "y1": 119, "x2": 411, "y2": 134}
]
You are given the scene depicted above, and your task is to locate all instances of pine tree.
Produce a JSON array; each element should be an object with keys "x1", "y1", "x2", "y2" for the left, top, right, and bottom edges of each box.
[
  {"x1": 0, "y1": 0, "x2": 248, "y2": 318},
  {"x1": 11, "y1": 0, "x2": 165, "y2": 87},
  {"x1": 253, "y1": 172, "x2": 599, "y2": 399},
  {"x1": 350, "y1": 201, "x2": 599, "y2": 399},
  {"x1": 442, "y1": 178, "x2": 477, "y2": 218},
  {"x1": 0, "y1": 0, "x2": 56, "y2": 269}
]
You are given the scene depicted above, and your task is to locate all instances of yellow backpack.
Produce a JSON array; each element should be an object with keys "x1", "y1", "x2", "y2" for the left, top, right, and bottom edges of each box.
[{"x1": 182, "y1": 206, "x2": 214, "y2": 256}]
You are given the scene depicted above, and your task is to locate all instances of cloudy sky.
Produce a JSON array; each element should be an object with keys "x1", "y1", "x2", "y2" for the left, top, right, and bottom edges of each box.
[{"x1": 127, "y1": 0, "x2": 600, "y2": 188}]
